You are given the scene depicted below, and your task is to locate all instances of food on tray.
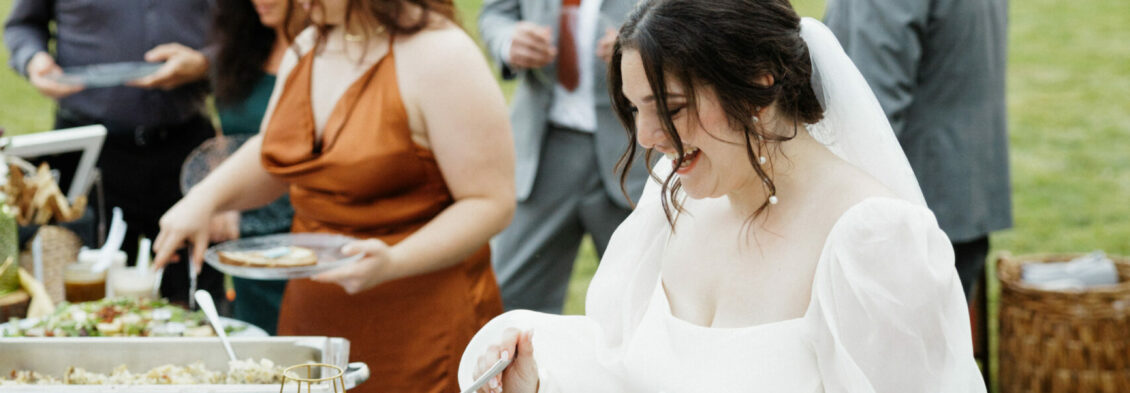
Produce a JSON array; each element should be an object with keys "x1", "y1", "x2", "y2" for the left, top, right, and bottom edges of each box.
[
  {"x1": 3, "y1": 162, "x2": 87, "y2": 226},
  {"x1": 225, "y1": 359, "x2": 288, "y2": 385},
  {"x1": 1, "y1": 297, "x2": 245, "y2": 337},
  {"x1": 217, "y1": 246, "x2": 318, "y2": 268},
  {"x1": 2, "y1": 370, "x2": 59, "y2": 385},
  {"x1": 0, "y1": 359, "x2": 285, "y2": 385}
]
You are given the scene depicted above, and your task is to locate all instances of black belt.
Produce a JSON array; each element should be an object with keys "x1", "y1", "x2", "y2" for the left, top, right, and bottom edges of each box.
[{"x1": 56, "y1": 108, "x2": 209, "y2": 148}]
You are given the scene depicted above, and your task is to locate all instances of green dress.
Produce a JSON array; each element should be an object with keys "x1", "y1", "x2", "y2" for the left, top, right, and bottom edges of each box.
[{"x1": 217, "y1": 72, "x2": 291, "y2": 335}]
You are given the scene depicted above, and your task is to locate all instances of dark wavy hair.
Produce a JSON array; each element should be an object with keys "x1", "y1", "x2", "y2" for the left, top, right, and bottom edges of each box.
[
  {"x1": 211, "y1": 0, "x2": 280, "y2": 107},
  {"x1": 609, "y1": 0, "x2": 824, "y2": 225},
  {"x1": 298, "y1": 0, "x2": 458, "y2": 48}
]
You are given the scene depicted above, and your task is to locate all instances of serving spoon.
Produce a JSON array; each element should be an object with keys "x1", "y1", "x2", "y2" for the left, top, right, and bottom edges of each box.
[{"x1": 194, "y1": 289, "x2": 238, "y2": 362}]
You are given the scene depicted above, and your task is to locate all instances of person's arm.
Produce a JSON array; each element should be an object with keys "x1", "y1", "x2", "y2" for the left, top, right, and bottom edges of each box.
[
  {"x1": 4, "y1": 0, "x2": 83, "y2": 98},
  {"x1": 478, "y1": 0, "x2": 519, "y2": 79},
  {"x1": 4, "y1": 0, "x2": 51, "y2": 78},
  {"x1": 312, "y1": 28, "x2": 515, "y2": 293},
  {"x1": 152, "y1": 133, "x2": 290, "y2": 272},
  {"x1": 480, "y1": 0, "x2": 556, "y2": 80},
  {"x1": 128, "y1": 43, "x2": 210, "y2": 90},
  {"x1": 131, "y1": 0, "x2": 215, "y2": 90},
  {"x1": 823, "y1": 0, "x2": 929, "y2": 137},
  {"x1": 151, "y1": 35, "x2": 304, "y2": 271},
  {"x1": 810, "y1": 201, "x2": 987, "y2": 392}
]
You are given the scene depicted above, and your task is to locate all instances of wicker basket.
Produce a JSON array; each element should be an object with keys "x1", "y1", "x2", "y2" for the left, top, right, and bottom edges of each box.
[
  {"x1": 997, "y1": 253, "x2": 1130, "y2": 393},
  {"x1": 17, "y1": 226, "x2": 83, "y2": 304}
]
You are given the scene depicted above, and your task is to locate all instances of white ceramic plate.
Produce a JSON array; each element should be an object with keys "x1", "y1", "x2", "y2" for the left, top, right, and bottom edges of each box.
[{"x1": 204, "y1": 233, "x2": 363, "y2": 280}]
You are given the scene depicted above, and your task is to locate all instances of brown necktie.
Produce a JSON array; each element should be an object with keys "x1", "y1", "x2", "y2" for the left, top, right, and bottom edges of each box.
[{"x1": 557, "y1": 0, "x2": 581, "y2": 91}]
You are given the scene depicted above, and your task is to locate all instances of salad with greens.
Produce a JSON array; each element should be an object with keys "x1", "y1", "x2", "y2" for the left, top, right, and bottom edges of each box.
[{"x1": 2, "y1": 297, "x2": 247, "y2": 337}]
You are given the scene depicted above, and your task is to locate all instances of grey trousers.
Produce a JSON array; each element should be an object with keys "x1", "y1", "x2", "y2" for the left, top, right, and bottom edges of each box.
[{"x1": 492, "y1": 125, "x2": 632, "y2": 314}]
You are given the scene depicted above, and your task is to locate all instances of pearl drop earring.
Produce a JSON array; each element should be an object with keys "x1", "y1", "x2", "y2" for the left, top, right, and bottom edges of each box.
[
  {"x1": 752, "y1": 110, "x2": 776, "y2": 205},
  {"x1": 754, "y1": 129, "x2": 767, "y2": 166}
]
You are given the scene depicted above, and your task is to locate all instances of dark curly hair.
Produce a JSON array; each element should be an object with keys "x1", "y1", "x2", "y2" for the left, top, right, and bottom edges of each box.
[
  {"x1": 608, "y1": 0, "x2": 824, "y2": 225},
  {"x1": 211, "y1": 0, "x2": 282, "y2": 107}
]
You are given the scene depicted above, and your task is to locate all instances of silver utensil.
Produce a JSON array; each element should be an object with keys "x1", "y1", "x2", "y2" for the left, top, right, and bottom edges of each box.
[
  {"x1": 151, "y1": 267, "x2": 164, "y2": 300},
  {"x1": 461, "y1": 356, "x2": 512, "y2": 393},
  {"x1": 188, "y1": 260, "x2": 197, "y2": 309},
  {"x1": 193, "y1": 289, "x2": 238, "y2": 362}
]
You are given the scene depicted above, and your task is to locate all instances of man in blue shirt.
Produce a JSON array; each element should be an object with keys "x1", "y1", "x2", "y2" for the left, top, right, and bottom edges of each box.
[{"x1": 5, "y1": 0, "x2": 224, "y2": 306}]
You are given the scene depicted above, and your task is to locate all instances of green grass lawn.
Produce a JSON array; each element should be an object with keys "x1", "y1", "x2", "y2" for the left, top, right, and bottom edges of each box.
[
  {"x1": 0, "y1": 0, "x2": 54, "y2": 135},
  {"x1": 3, "y1": 0, "x2": 1128, "y2": 390}
]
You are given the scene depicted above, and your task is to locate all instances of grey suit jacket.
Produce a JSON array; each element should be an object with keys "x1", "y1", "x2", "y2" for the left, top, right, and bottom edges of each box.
[
  {"x1": 825, "y1": 0, "x2": 1012, "y2": 242},
  {"x1": 479, "y1": 0, "x2": 646, "y2": 209}
]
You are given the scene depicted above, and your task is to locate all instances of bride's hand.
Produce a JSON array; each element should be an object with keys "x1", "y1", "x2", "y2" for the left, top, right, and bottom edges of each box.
[{"x1": 475, "y1": 328, "x2": 538, "y2": 393}]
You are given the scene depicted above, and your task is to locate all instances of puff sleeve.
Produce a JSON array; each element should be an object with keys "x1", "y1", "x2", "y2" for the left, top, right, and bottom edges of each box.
[{"x1": 808, "y1": 198, "x2": 986, "y2": 393}]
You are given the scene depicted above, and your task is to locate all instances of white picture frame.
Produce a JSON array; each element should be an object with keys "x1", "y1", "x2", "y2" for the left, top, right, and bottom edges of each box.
[{"x1": 1, "y1": 125, "x2": 107, "y2": 201}]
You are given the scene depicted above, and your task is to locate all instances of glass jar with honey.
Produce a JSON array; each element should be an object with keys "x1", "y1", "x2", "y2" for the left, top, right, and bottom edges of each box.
[{"x1": 62, "y1": 250, "x2": 126, "y2": 303}]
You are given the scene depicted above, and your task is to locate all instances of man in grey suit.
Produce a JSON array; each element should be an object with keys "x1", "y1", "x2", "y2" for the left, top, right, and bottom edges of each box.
[
  {"x1": 479, "y1": 0, "x2": 647, "y2": 313},
  {"x1": 825, "y1": 0, "x2": 1012, "y2": 299}
]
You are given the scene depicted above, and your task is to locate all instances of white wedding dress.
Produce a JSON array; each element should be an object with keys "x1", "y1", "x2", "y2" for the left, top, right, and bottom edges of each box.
[{"x1": 459, "y1": 18, "x2": 987, "y2": 393}]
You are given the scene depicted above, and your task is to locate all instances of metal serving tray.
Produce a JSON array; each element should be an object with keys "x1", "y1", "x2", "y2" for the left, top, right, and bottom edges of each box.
[{"x1": 0, "y1": 336, "x2": 369, "y2": 392}]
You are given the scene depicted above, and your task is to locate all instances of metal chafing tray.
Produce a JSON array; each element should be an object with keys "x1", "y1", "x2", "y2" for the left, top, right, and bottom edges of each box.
[{"x1": 0, "y1": 336, "x2": 369, "y2": 392}]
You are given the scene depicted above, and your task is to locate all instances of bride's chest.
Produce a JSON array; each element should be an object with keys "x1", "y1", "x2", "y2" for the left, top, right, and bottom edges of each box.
[{"x1": 660, "y1": 209, "x2": 823, "y2": 327}]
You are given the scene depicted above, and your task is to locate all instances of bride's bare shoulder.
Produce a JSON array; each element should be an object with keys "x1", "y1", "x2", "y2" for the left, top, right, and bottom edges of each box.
[{"x1": 814, "y1": 158, "x2": 901, "y2": 216}]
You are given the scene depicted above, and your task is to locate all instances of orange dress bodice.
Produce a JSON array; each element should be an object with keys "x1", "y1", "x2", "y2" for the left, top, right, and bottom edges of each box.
[{"x1": 260, "y1": 42, "x2": 503, "y2": 393}]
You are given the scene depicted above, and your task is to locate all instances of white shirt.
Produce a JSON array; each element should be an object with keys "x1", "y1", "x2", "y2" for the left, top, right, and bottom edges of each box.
[
  {"x1": 547, "y1": 0, "x2": 603, "y2": 132},
  {"x1": 503, "y1": 0, "x2": 604, "y2": 132}
]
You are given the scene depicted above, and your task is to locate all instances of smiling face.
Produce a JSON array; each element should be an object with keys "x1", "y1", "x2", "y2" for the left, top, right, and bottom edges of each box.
[
  {"x1": 250, "y1": 0, "x2": 289, "y2": 28},
  {"x1": 620, "y1": 50, "x2": 763, "y2": 200}
]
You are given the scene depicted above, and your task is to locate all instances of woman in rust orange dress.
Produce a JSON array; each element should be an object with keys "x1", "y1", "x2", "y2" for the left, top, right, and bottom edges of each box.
[{"x1": 151, "y1": 1, "x2": 515, "y2": 391}]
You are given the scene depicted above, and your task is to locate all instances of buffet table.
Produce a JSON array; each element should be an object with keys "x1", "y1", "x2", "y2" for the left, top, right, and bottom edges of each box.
[{"x1": 0, "y1": 336, "x2": 369, "y2": 392}]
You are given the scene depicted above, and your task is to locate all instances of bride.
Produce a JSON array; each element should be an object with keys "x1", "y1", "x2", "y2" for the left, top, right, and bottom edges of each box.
[{"x1": 462, "y1": 0, "x2": 986, "y2": 391}]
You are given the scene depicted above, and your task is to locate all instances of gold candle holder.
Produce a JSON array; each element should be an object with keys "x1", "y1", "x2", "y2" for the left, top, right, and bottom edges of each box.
[{"x1": 279, "y1": 363, "x2": 346, "y2": 393}]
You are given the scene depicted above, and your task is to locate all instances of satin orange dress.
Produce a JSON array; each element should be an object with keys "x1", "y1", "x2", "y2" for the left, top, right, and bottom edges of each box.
[{"x1": 261, "y1": 40, "x2": 503, "y2": 393}]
